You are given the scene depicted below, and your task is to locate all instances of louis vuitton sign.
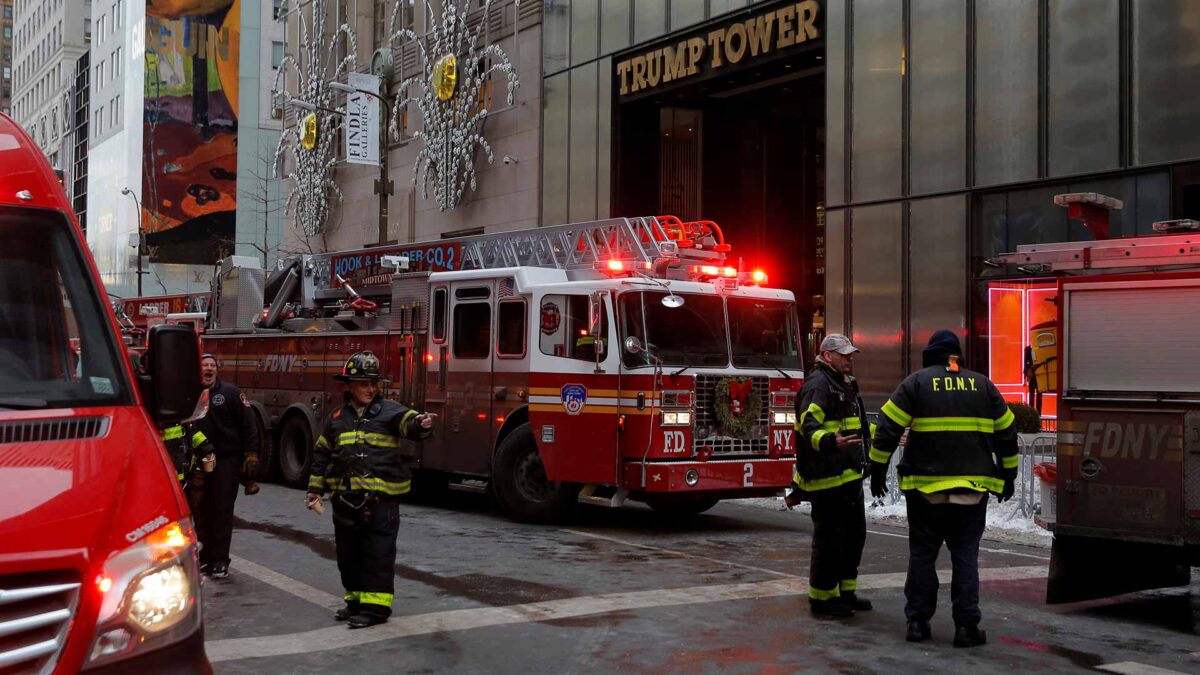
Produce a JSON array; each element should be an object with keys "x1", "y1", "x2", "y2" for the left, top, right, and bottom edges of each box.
[{"x1": 616, "y1": 1, "x2": 821, "y2": 97}]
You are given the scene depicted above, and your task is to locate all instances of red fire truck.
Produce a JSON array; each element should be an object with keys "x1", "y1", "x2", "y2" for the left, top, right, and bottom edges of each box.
[
  {"x1": 203, "y1": 217, "x2": 803, "y2": 520},
  {"x1": 112, "y1": 293, "x2": 210, "y2": 344},
  {"x1": 992, "y1": 220, "x2": 1200, "y2": 616}
]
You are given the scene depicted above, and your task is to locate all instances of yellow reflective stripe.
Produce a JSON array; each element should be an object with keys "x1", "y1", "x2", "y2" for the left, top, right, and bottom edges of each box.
[
  {"x1": 793, "y1": 468, "x2": 863, "y2": 492},
  {"x1": 399, "y1": 409, "x2": 418, "y2": 432},
  {"x1": 898, "y1": 474, "x2": 1004, "y2": 494},
  {"x1": 336, "y1": 432, "x2": 359, "y2": 446},
  {"x1": 840, "y1": 579, "x2": 857, "y2": 592},
  {"x1": 810, "y1": 429, "x2": 830, "y2": 451},
  {"x1": 190, "y1": 431, "x2": 208, "y2": 448},
  {"x1": 362, "y1": 432, "x2": 400, "y2": 447},
  {"x1": 808, "y1": 585, "x2": 841, "y2": 601},
  {"x1": 358, "y1": 592, "x2": 393, "y2": 607},
  {"x1": 315, "y1": 436, "x2": 331, "y2": 450},
  {"x1": 802, "y1": 403, "x2": 826, "y2": 426},
  {"x1": 343, "y1": 591, "x2": 360, "y2": 602},
  {"x1": 821, "y1": 420, "x2": 842, "y2": 432},
  {"x1": 1001, "y1": 454, "x2": 1019, "y2": 469},
  {"x1": 161, "y1": 425, "x2": 184, "y2": 441},
  {"x1": 995, "y1": 409, "x2": 1015, "y2": 431},
  {"x1": 910, "y1": 417, "x2": 995, "y2": 433},
  {"x1": 881, "y1": 400, "x2": 912, "y2": 427},
  {"x1": 868, "y1": 447, "x2": 892, "y2": 464},
  {"x1": 344, "y1": 476, "x2": 412, "y2": 495},
  {"x1": 176, "y1": 472, "x2": 185, "y2": 481},
  {"x1": 841, "y1": 418, "x2": 863, "y2": 431},
  {"x1": 307, "y1": 475, "x2": 327, "y2": 490}
]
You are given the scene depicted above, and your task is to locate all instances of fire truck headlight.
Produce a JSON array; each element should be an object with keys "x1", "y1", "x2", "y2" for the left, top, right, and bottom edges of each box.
[
  {"x1": 684, "y1": 469, "x2": 700, "y2": 486},
  {"x1": 787, "y1": 412, "x2": 796, "y2": 425},
  {"x1": 663, "y1": 412, "x2": 678, "y2": 425},
  {"x1": 773, "y1": 412, "x2": 789, "y2": 425},
  {"x1": 677, "y1": 412, "x2": 691, "y2": 425}
]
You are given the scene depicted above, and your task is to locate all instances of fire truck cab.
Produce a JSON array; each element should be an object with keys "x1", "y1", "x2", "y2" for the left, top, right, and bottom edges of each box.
[{"x1": 204, "y1": 217, "x2": 803, "y2": 521}]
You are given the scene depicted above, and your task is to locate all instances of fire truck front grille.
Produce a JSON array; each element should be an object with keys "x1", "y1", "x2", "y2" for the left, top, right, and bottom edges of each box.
[
  {"x1": 0, "y1": 417, "x2": 107, "y2": 445},
  {"x1": 0, "y1": 574, "x2": 80, "y2": 675},
  {"x1": 693, "y1": 374, "x2": 770, "y2": 456}
]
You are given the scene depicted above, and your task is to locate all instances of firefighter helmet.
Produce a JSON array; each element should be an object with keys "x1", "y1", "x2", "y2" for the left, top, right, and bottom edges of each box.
[{"x1": 336, "y1": 351, "x2": 382, "y2": 382}]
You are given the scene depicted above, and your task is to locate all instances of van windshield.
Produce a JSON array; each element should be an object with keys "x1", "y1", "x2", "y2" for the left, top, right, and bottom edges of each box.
[{"x1": 0, "y1": 207, "x2": 132, "y2": 409}]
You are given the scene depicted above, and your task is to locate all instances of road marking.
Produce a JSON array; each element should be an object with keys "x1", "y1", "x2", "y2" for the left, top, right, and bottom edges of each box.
[
  {"x1": 1096, "y1": 662, "x2": 1192, "y2": 675},
  {"x1": 207, "y1": 564, "x2": 1046, "y2": 663},
  {"x1": 226, "y1": 555, "x2": 344, "y2": 610},
  {"x1": 561, "y1": 529, "x2": 801, "y2": 579}
]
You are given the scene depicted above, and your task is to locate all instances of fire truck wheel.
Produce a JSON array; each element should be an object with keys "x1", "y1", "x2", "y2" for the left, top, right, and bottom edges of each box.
[
  {"x1": 277, "y1": 414, "x2": 314, "y2": 488},
  {"x1": 644, "y1": 496, "x2": 720, "y2": 518},
  {"x1": 492, "y1": 423, "x2": 579, "y2": 523},
  {"x1": 251, "y1": 412, "x2": 276, "y2": 481}
]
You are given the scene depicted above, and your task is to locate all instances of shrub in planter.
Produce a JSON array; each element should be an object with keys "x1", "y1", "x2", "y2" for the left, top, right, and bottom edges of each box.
[{"x1": 1008, "y1": 402, "x2": 1042, "y2": 434}]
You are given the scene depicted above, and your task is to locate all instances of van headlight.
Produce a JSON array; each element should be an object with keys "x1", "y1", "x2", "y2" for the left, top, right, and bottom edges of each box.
[{"x1": 85, "y1": 518, "x2": 201, "y2": 669}]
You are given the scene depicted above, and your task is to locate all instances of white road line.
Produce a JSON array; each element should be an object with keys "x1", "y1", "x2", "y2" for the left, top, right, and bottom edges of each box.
[
  {"x1": 560, "y1": 529, "x2": 801, "y2": 579},
  {"x1": 1095, "y1": 662, "x2": 1192, "y2": 675},
  {"x1": 226, "y1": 555, "x2": 344, "y2": 610},
  {"x1": 206, "y1": 564, "x2": 1046, "y2": 663}
]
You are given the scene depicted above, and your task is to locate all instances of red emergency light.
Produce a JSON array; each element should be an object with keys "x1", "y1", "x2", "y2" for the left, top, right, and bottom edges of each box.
[
  {"x1": 751, "y1": 269, "x2": 768, "y2": 284},
  {"x1": 691, "y1": 265, "x2": 738, "y2": 278}
]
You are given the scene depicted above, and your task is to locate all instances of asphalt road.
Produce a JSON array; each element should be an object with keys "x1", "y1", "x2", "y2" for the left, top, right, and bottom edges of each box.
[{"x1": 200, "y1": 485, "x2": 1200, "y2": 674}]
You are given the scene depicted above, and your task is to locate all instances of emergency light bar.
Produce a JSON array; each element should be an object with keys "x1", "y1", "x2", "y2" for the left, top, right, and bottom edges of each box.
[{"x1": 1152, "y1": 219, "x2": 1200, "y2": 233}]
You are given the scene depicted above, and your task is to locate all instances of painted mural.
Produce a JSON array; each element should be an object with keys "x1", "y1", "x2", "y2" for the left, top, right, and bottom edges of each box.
[{"x1": 142, "y1": 0, "x2": 239, "y2": 265}]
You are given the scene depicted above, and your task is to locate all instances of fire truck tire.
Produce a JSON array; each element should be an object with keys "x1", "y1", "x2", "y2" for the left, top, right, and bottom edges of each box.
[
  {"x1": 250, "y1": 411, "x2": 275, "y2": 481},
  {"x1": 277, "y1": 414, "x2": 314, "y2": 488},
  {"x1": 644, "y1": 496, "x2": 720, "y2": 517},
  {"x1": 492, "y1": 423, "x2": 578, "y2": 523}
]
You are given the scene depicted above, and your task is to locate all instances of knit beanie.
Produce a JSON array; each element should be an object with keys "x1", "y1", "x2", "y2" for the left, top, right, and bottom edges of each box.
[{"x1": 921, "y1": 329, "x2": 963, "y2": 368}]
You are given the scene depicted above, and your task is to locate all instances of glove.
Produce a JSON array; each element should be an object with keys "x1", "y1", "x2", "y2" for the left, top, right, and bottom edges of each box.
[
  {"x1": 999, "y1": 478, "x2": 1015, "y2": 503},
  {"x1": 242, "y1": 452, "x2": 259, "y2": 479},
  {"x1": 869, "y1": 463, "x2": 888, "y2": 499}
]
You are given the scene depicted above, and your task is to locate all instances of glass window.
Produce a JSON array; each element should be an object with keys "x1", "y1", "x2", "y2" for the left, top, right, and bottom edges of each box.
[
  {"x1": 709, "y1": 0, "x2": 748, "y2": 16},
  {"x1": 909, "y1": 196, "x2": 967, "y2": 374},
  {"x1": 909, "y1": 0, "x2": 966, "y2": 194},
  {"x1": 271, "y1": 41, "x2": 284, "y2": 69},
  {"x1": 670, "y1": 0, "x2": 704, "y2": 31},
  {"x1": 825, "y1": 208, "x2": 845, "y2": 335},
  {"x1": 825, "y1": 0, "x2": 846, "y2": 205},
  {"x1": 570, "y1": 0, "x2": 597, "y2": 66},
  {"x1": 3, "y1": 26, "x2": 10, "y2": 38},
  {"x1": 273, "y1": 0, "x2": 284, "y2": 19},
  {"x1": 599, "y1": 0, "x2": 630, "y2": 55},
  {"x1": 1133, "y1": 0, "x2": 1200, "y2": 165},
  {"x1": 850, "y1": 0, "x2": 903, "y2": 202},
  {"x1": 541, "y1": 72, "x2": 569, "y2": 224},
  {"x1": 497, "y1": 301, "x2": 526, "y2": 357},
  {"x1": 452, "y1": 303, "x2": 490, "y2": 359},
  {"x1": 543, "y1": 0, "x2": 569, "y2": 73},
  {"x1": 431, "y1": 287, "x2": 447, "y2": 341},
  {"x1": 569, "y1": 61, "x2": 598, "y2": 222},
  {"x1": 1048, "y1": 0, "x2": 1119, "y2": 176},
  {"x1": 975, "y1": 0, "x2": 1038, "y2": 186},
  {"x1": 618, "y1": 291, "x2": 726, "y2": 368},
  {"x1": 634, "y1": 0, "x2": 666, "y2": 44},
  {"x1": 540, "y1": 294, "x2": 608, "y2": 362},
  {"x1": 850, "y1": 203, "x2": 903, "y2": 406},
  {"x1": 597, "y1": 58, "x2": 613, "y2": 217},
  {"x1": 728, "y1": 298, "x2": 802, "y2": 369},
  {"x1": 0, "y1": 206, "x2": 131, "y2": 407}
]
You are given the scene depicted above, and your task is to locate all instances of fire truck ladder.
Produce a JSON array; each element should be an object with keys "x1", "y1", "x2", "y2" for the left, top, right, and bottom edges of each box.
[{"x1": 987, "y1": 232, "x2": 1200, "y2": 273}]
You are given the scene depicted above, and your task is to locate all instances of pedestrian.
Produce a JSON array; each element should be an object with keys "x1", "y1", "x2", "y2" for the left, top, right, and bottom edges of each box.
[
  {"x1": 304, "y1": 351, "x2": 436, "y2": 629},
  {"x1": 194, "y1": 353, "x2": 261, "y2": 579},
  {"x1": 868, "y1": 330, "x2": 1018, "y2": 647},
  {"x1": 792, "y1": 334, "x2": 873, "y2": 618}
]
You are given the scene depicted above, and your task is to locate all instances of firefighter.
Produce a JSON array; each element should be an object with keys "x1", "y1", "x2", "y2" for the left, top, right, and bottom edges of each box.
[
  {"x1": 304, "y1": 351, "x2": 436, "y2": 629},
  {"x1": 194, "y1": 354, "x2": 261, "y2": 579},
  {"x1": 868, "y1": 330, "x2": 1018, "y2": 647},
  {"x1": 793, "y1": 333, "x2": 873, "y2": 618}
]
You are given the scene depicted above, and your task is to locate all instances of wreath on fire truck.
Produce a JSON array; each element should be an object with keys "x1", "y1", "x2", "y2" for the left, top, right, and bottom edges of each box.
[{"x1": 713, "y1": 376, "x2": 762, "y2": 438}]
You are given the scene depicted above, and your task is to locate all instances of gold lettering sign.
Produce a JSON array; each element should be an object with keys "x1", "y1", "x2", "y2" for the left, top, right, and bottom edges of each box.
[{"x1": 616, "y1": 0, "x2": 821, "y2": 96}]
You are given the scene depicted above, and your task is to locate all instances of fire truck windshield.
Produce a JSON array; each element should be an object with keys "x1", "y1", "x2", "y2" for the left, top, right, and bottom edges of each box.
[
  {"x1": 0, "y1": 208, "x2": 132, "y2": 409},
  {"x1": 727, "y1": 298, "x2": 802, "y2": 369},
  {"x1": 619, "y1": 291, "x2": 727, "y2": 367}
]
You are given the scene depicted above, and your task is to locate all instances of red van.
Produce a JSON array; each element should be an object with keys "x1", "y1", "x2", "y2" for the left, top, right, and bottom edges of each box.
[{"x1": 0, "y1": 114, "x2": 211, "y2": 672}]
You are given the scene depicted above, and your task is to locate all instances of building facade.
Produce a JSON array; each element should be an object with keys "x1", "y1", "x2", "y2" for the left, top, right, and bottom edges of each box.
[
  {"x1": 2, "y1": 0, "x2": 13, "y2": 115},
  {"x1": 10, "y1": 0, "x2": 90, "y2": 168}
]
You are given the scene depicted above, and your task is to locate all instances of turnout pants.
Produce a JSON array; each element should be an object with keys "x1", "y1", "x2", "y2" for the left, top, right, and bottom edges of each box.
[
  {"x1": 332, "y1": 494, "x2": 400, "y2": 618},
  {"x1": 904, "y1": 493, "x2": 988, "y2": 626},
  {"x1": 196, "y1": 456, "x2": 241, "y2": 568},
  {"x1": 808, "y1": 481, "x2": 866, "y2": 602}
]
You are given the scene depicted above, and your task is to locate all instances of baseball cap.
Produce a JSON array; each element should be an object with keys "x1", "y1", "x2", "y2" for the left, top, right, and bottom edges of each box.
[{"x1": 820, "y1": 334, "x2": 860, "y2": 355}]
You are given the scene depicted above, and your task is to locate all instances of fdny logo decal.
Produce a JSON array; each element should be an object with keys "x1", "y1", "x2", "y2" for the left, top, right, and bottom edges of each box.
[
  {"x1": 212, "y1": 393, "x2": 226, "y2": 406},
  {"x1": 561, "y1": 384, "x2": 587, "y2": 415},
  {"x1": 541, "y1": 302, "x2": 561, "y2": 335}
]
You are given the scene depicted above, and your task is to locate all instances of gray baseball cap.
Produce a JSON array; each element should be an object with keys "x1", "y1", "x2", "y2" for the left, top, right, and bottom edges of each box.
[{"x1": 820, "y1": 334, "x2": 860, "y2": 355}]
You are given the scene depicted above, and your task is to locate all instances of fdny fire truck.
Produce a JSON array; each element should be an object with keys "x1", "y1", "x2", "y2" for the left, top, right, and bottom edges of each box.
[
  {"x1": 202, "y1": 217, "x2": 803, "y2": 521},
  {"x1": 991, "y1": 209, "x2": 1200, "y2": 616}
]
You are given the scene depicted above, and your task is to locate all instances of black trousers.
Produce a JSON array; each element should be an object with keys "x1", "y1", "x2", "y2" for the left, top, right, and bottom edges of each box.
[
  {"x1": 904, "y1": 493, "x2": 988, "y2": 626},
  {"x1": 332, "y1": 494, "x2": 400, "y2": 618},
  {"x1": 808, "y1": 482, "x2": 866, "y2": 601},
  {"x1": 196, "y1": 456, "x2": 240, "y2": 567}
]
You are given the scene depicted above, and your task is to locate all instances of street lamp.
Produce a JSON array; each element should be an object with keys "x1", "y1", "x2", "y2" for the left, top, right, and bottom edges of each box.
[{"x1": 120, "y1": 187, "x2": 146, "y2": 297}]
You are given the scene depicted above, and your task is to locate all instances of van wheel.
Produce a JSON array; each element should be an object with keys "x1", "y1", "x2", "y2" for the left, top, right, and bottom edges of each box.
[
  {"x1": 277, "y1": 415, "x2": 313, "y2": 489},
  {"x1": 492, "y1": 423, "x2": 578, "y2": 523},
  {"x1": 645, "y1": 495, "x2": 720, "y2": 518}
]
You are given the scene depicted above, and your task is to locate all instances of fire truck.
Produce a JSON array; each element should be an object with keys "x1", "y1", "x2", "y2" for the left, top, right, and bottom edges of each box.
[
  {"x1": 202, "y1": 217, "x2": 804, "y2": 521},
  {"x1": 112, "y1": 292, "x2": 211, "y2": 346},
  {"x1": 991, "y1": 211, "x2": 1200, "y2": 613}
]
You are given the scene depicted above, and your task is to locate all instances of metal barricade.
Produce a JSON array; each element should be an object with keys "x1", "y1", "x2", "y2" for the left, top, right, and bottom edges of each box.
[{"x1": 1012, "y1": 433, "x2": 1056, "y2": 519}]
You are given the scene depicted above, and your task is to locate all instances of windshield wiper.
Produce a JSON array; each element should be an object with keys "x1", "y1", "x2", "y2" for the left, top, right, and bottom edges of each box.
[
  {"x1": 0, "y1": 397, "x2": 49, "y2": 410},
  {"x1": 773, "y1": 367, "x2": 792, "y2": 380}
]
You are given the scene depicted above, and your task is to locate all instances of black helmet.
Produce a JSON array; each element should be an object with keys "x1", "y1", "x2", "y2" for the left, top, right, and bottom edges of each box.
[{"x1": 336, "y1": 351, "x2": 382, "y2": 382}]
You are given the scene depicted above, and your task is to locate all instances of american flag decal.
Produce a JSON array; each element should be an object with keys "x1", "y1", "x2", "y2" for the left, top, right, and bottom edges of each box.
[{"x1": 499, "y1": 278, "x2": 516, "y2": 298}]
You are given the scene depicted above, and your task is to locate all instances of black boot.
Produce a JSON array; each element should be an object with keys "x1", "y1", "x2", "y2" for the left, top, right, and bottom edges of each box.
[
  {"x1": 842, "y1": 591, "x2": 872, "y2": 611},
  {"x1": 953, "y1": 625, "x2": 987, "y2": 648},
  {"x1": 347, "y1": 613, "x2": 388, "y2": 629},
  {"x1": 810, "y1": 598, "x2": 855, "y2": 619},
  {"x1": 334, "y1": 605, "x2": 358, "y2": 622},
  {"x1": 906, "y1": 619, "x2": 931, "y2": 642}
]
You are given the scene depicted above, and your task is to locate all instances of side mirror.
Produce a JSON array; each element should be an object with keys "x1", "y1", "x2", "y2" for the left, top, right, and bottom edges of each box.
[
  {"x1": 138, "y1": 324, "x2": 202, "y2": 424},
  {"x1": 587, "y1": 291, "x2": 604, "y2": 337},
  {"x1": 624, "y1": 336, "x2": 643, "y2": 355}
]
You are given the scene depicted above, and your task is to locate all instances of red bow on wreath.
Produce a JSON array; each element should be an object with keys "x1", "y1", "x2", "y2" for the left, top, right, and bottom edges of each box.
[{"x1": 728, "y1": 379, "x2": 753, "y2": 417}]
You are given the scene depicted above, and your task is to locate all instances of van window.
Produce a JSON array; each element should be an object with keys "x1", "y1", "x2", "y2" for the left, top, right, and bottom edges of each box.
[
  {"x1": 539, "y1": 294, "x2": 606, "y2": 361},
  {"x1": 497, "y1": 301, "x2": 526, "y2": 357},
  {"x1": 0, "y1": 207, "x2": 131, "y2": 408},
  {"x1": 453, "y1": 303, "x2": 490, "y2": 358}
]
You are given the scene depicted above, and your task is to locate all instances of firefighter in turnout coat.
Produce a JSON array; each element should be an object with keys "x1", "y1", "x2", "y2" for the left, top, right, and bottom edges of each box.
[
  {"x1": 305, "y1": 351, "x2": 436, "y2": 629},
  {"x1": 868, "y1": 330, "x2": 1018, "y2": 647},
  {"x1": 793, "y1": 334, "x2": 874, "y2": 618}
]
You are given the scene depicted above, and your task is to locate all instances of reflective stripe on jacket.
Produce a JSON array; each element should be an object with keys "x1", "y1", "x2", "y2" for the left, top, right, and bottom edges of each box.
[
  {"x1": 792, "y1": 360, "x2": 870, "y2": 492},
  {"x1": 307, "y1": 394, "x2": 432, "y2": 497},
  {"x1": 869, "y1": 363, "x2": 1018, "y2": 495}
]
